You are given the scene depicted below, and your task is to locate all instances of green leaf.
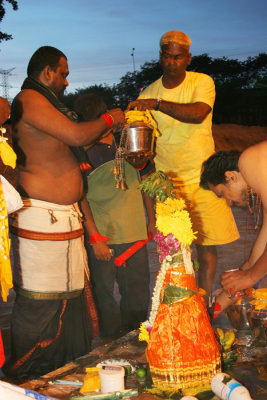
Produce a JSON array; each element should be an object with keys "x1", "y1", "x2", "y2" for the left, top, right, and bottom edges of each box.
[{"x1": 163, "y1": 286, "x2": 196, "y2": 305}]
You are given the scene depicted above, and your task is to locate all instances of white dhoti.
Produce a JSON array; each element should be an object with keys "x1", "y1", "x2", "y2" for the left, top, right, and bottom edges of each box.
[{"x1": 10, "y1": 198, "x2": 87, "y2": 296}]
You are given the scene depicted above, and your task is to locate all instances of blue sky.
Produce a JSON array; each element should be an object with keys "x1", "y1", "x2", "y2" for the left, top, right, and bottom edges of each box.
[{"x1": 0, "y1": 0, "x2": 266, "y2": 99}]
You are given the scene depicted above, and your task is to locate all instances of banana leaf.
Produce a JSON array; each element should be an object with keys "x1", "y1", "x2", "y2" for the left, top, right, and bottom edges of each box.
[{"x1": 163, "y1": 286, "x2": 196, "y2": 305}]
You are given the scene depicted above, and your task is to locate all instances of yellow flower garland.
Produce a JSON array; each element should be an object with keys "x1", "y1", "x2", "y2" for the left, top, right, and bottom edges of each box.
[{"x1": 156, "y1": 198, "x2": 197, "y2": 246}]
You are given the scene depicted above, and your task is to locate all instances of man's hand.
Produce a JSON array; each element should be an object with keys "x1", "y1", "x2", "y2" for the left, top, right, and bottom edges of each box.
[
  {"x1": 92, "y1": 241, "x2": 112, "y2": 261},
  {"x1": 0, "y1": 97, "x2": 10, "y2": 125},
  {"x1": 108, "y1": 108, "x2": 125, "y2": 129},
  {"x1": 126, "y1": 99, "x2": 157, "y2": 112},
  {"x1": 221, "y1": 269, "x2": 254, "y2": 292}
]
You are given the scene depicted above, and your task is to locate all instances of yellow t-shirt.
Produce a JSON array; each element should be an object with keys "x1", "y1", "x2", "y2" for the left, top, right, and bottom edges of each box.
[{"x1": 139, "y1": 71, "x2": 215, "y2": 186}]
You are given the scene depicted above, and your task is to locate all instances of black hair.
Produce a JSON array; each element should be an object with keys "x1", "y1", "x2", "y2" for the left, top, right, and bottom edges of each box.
[
  {"x1": 27, "y1": 46, "x2": 67, "y2": 78},
  {"x1": 200, "y1": 150, "x2": 241, "y2": 189},
  {"x1": 73, "y1": 94, "x2": 107, "y2": 122}
]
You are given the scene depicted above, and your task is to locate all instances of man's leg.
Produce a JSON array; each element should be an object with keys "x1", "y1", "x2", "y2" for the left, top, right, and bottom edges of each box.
[
  {"x1": 88, "y1": 246, "x2": 121, "y2": 337},
  {"x1": 196, "y1": 244, "x2": 217, "y2": 305},
  {"x1": 116, "y1": 244, "x2": 150, "y2": 333}
]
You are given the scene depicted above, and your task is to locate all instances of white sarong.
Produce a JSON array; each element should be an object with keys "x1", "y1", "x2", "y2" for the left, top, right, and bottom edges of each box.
[{"x1": 10, "y1": 198, "x2": 87, "y2": 295}]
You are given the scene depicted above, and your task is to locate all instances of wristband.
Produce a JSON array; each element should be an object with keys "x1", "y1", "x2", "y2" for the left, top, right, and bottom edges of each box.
[
  {"x1": 155, "y1": 98, "x2": 162, "y2": 111},
  {"x1": 88, "y1": 232, "x2": 109, "y2": 244},
  {"x1": 100, "y1": 113, "x2": 114, "y2": 128}
]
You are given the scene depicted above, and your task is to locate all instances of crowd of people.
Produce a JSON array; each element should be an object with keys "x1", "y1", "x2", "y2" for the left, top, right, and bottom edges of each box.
[{"x1": 0, "y1": 30, "x2": 266, "y2": 379}]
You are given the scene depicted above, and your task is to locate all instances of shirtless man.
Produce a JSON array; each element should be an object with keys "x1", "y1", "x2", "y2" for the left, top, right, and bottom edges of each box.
[
  {"x1": 4, "y1": 46, "x2": 124, "y2": 378},
  {"x1": 200, "y1": 143, "x2": 267, "y2": 316}
]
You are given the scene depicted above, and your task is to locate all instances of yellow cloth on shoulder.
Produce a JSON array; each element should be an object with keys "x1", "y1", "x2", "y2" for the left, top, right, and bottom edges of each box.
[
  {"x1": 0, "y1": 138, "x2": 17, "y2": 301},
  {"x1": 0, "y1": 140, "x2": 17, "y2": 169},
  {"x1": 0, "y1": 180, "x2": 13, "y2": 301}
]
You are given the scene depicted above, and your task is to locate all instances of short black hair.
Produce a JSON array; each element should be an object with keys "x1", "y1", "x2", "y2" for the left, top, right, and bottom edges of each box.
[
  {"x1": 200, "y1": 150, "x2": 241, "y2": 189},
  {"x1": 27, "y1": 46, "x2": 67, "y2": 78},
  {"x1": 73, "y1": 94, "x2": 107, "y2": 121}
]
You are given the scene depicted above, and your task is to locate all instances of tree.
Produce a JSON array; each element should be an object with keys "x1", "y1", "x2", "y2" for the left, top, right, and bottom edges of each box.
[
  {"x1": 0, "y1": 0, "x2": 18, "y2": 42},
  {"x1": 64, "y1": 84, "x2": 118, "y2": 109}
]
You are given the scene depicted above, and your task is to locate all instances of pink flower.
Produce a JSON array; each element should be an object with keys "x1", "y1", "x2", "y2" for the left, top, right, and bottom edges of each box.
[{"x1": 154, "y1": 231, "x2": 181, "y2": 262}]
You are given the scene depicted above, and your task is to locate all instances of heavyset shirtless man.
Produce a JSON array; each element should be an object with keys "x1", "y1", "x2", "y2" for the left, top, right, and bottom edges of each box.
[{"x1": 4, "y1": 46, "x2": 124, "y2": 378}]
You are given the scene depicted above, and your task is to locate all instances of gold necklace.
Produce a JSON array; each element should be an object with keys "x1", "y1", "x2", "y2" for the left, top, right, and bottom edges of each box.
[{"x1": 247, "y1": 186, "x2": 262, "y2": 230}]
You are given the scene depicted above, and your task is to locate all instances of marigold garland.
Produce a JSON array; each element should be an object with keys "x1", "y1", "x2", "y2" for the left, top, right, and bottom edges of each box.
[
  {"x1": 247, "y1": 288, "x2": 267, "y2": 310},
  {"x1": 156, "y1": 198, "x2": 197, "y2": 247}
]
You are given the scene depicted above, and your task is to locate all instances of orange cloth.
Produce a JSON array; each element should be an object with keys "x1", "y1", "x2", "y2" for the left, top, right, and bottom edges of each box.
[{"x1": 146, "y1": 263, "x2": 221, "y2": 391}]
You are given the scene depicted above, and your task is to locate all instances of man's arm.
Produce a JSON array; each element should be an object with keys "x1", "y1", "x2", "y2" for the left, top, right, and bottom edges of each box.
[
  {"x1": 13, "y1": 90, "x2": 124, "y2": 146},
  {"x1": 221, "y1": 207, "x2": 267, "y2": 292},
  {"x1": 126, "y1": 73, "x2": 214, "y2": 124},
  {"x1": 126, "y1": 99, "x2": 211, "y2": 124},
  {"x1": 80, "y1": 197, "x2": 112, "y2": 261}
]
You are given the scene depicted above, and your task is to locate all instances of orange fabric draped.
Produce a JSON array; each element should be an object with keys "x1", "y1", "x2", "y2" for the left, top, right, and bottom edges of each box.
[{"x1": 146, "y1": 263, "x2": 221, "y2": 391}]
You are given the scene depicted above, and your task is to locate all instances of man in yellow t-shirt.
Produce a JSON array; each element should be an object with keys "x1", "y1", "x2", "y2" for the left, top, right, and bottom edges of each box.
[{"x1": 127, "y1": 30, "x2": 239, "y2": 304}]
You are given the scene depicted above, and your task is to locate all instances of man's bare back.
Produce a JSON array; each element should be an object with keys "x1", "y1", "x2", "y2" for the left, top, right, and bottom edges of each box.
[{"x1": 239, "y1": 141, "x2": 267, "y2": 206}]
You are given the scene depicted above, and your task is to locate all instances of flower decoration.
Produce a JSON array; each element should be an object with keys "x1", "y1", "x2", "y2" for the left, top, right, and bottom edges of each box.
[
  {"x1": 247, "y1": 288, "x2": 267, "y2": 310},
  {"x1": 156, "y1": 198, "x2": 197, "y2": 247},
  {"x1": 154, "y1": 232, "x2": 181, "y2": 262},
  {"x1": 138, "y1": 171, "x2": 197, "y2": 342}
]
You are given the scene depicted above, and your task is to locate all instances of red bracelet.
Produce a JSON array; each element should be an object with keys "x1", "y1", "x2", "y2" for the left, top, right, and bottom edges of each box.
[
  {"x1": 88, "y1": 232, "x2": 109, "y2": 244},
  {"x1": 100, "y1": 113, "x2": 114, "y2": 128}
]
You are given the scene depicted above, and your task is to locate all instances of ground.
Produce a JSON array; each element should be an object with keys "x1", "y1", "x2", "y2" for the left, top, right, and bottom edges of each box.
[{"x1": 213, "y1": 123, "x2": 267, "y2": 151}]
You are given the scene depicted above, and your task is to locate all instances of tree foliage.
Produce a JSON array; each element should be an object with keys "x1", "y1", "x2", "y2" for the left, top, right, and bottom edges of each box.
[
  {"x1": 64, "y1": 84, "x2": 118, "y2": 110},
  {"x1": 64, "y1": 53, "x2": 267, "y2": 125},
  {"x1": 0, "y1": 0, "x2": 18, "y2": 42}
]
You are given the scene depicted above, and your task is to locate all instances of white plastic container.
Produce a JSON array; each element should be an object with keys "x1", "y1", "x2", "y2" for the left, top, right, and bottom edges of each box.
[
  {"x1": 0, "y1": 380, "x2": 58, "y2": 399},
  {"x1": 211, "y1": 373, "x2": 252, "y2": 400},
  {"x1": 180, "y1": 397, "x2": 198, "y2": 400},
  {"x1": 99, "y1": 366, "x2": 125, "y2": 393}
]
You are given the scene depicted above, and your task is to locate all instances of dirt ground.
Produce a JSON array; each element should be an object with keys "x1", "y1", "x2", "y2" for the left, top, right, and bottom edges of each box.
[{"x1": 213, "y1": 123, "x2": 267, "y2": 151}]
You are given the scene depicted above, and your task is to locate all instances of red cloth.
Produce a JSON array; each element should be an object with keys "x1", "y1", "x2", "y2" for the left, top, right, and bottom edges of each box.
[
  {"x1": 0, "y1": 329, "x2": 5, "y2": 367},
  {"x1": 114, "y1": 232, "x2": 153, "y2": 267}
]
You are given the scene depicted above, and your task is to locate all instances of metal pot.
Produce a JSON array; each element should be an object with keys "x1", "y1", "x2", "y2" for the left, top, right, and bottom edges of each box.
[
  {"x1": 247, "y1": 308, "x2": 267, "y2": 345},
  {"x1": 120, "y1": 121, "x2": 155, "y2": 169},
  {"x1": 121, "y1": 122, "x2": 154, "y2": 154},
  {"x1": 226, "y1": 299, "x2": 251, "y2": 330}
]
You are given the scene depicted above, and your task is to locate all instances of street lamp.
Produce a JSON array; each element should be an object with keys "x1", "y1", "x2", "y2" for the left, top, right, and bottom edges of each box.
[{"x1": 131, "y1": 48, "x2": 136, "y2": 73}]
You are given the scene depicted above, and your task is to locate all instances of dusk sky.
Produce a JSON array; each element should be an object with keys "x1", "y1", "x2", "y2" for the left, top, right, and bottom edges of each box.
[{"x1": 0, "y1": 0, "x2": 266, "y2": 100}]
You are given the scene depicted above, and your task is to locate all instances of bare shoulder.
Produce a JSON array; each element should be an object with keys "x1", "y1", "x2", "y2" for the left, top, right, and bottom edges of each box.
[
  {"x1": 239, "y1": 141, "x2": 267, "y2": 198},
  {"x1": 13, "y1": 89, "x2": 51, "y2": 109},
  {"x1": 240, "y1": 141, "x2": 267, "y2": 165}
]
